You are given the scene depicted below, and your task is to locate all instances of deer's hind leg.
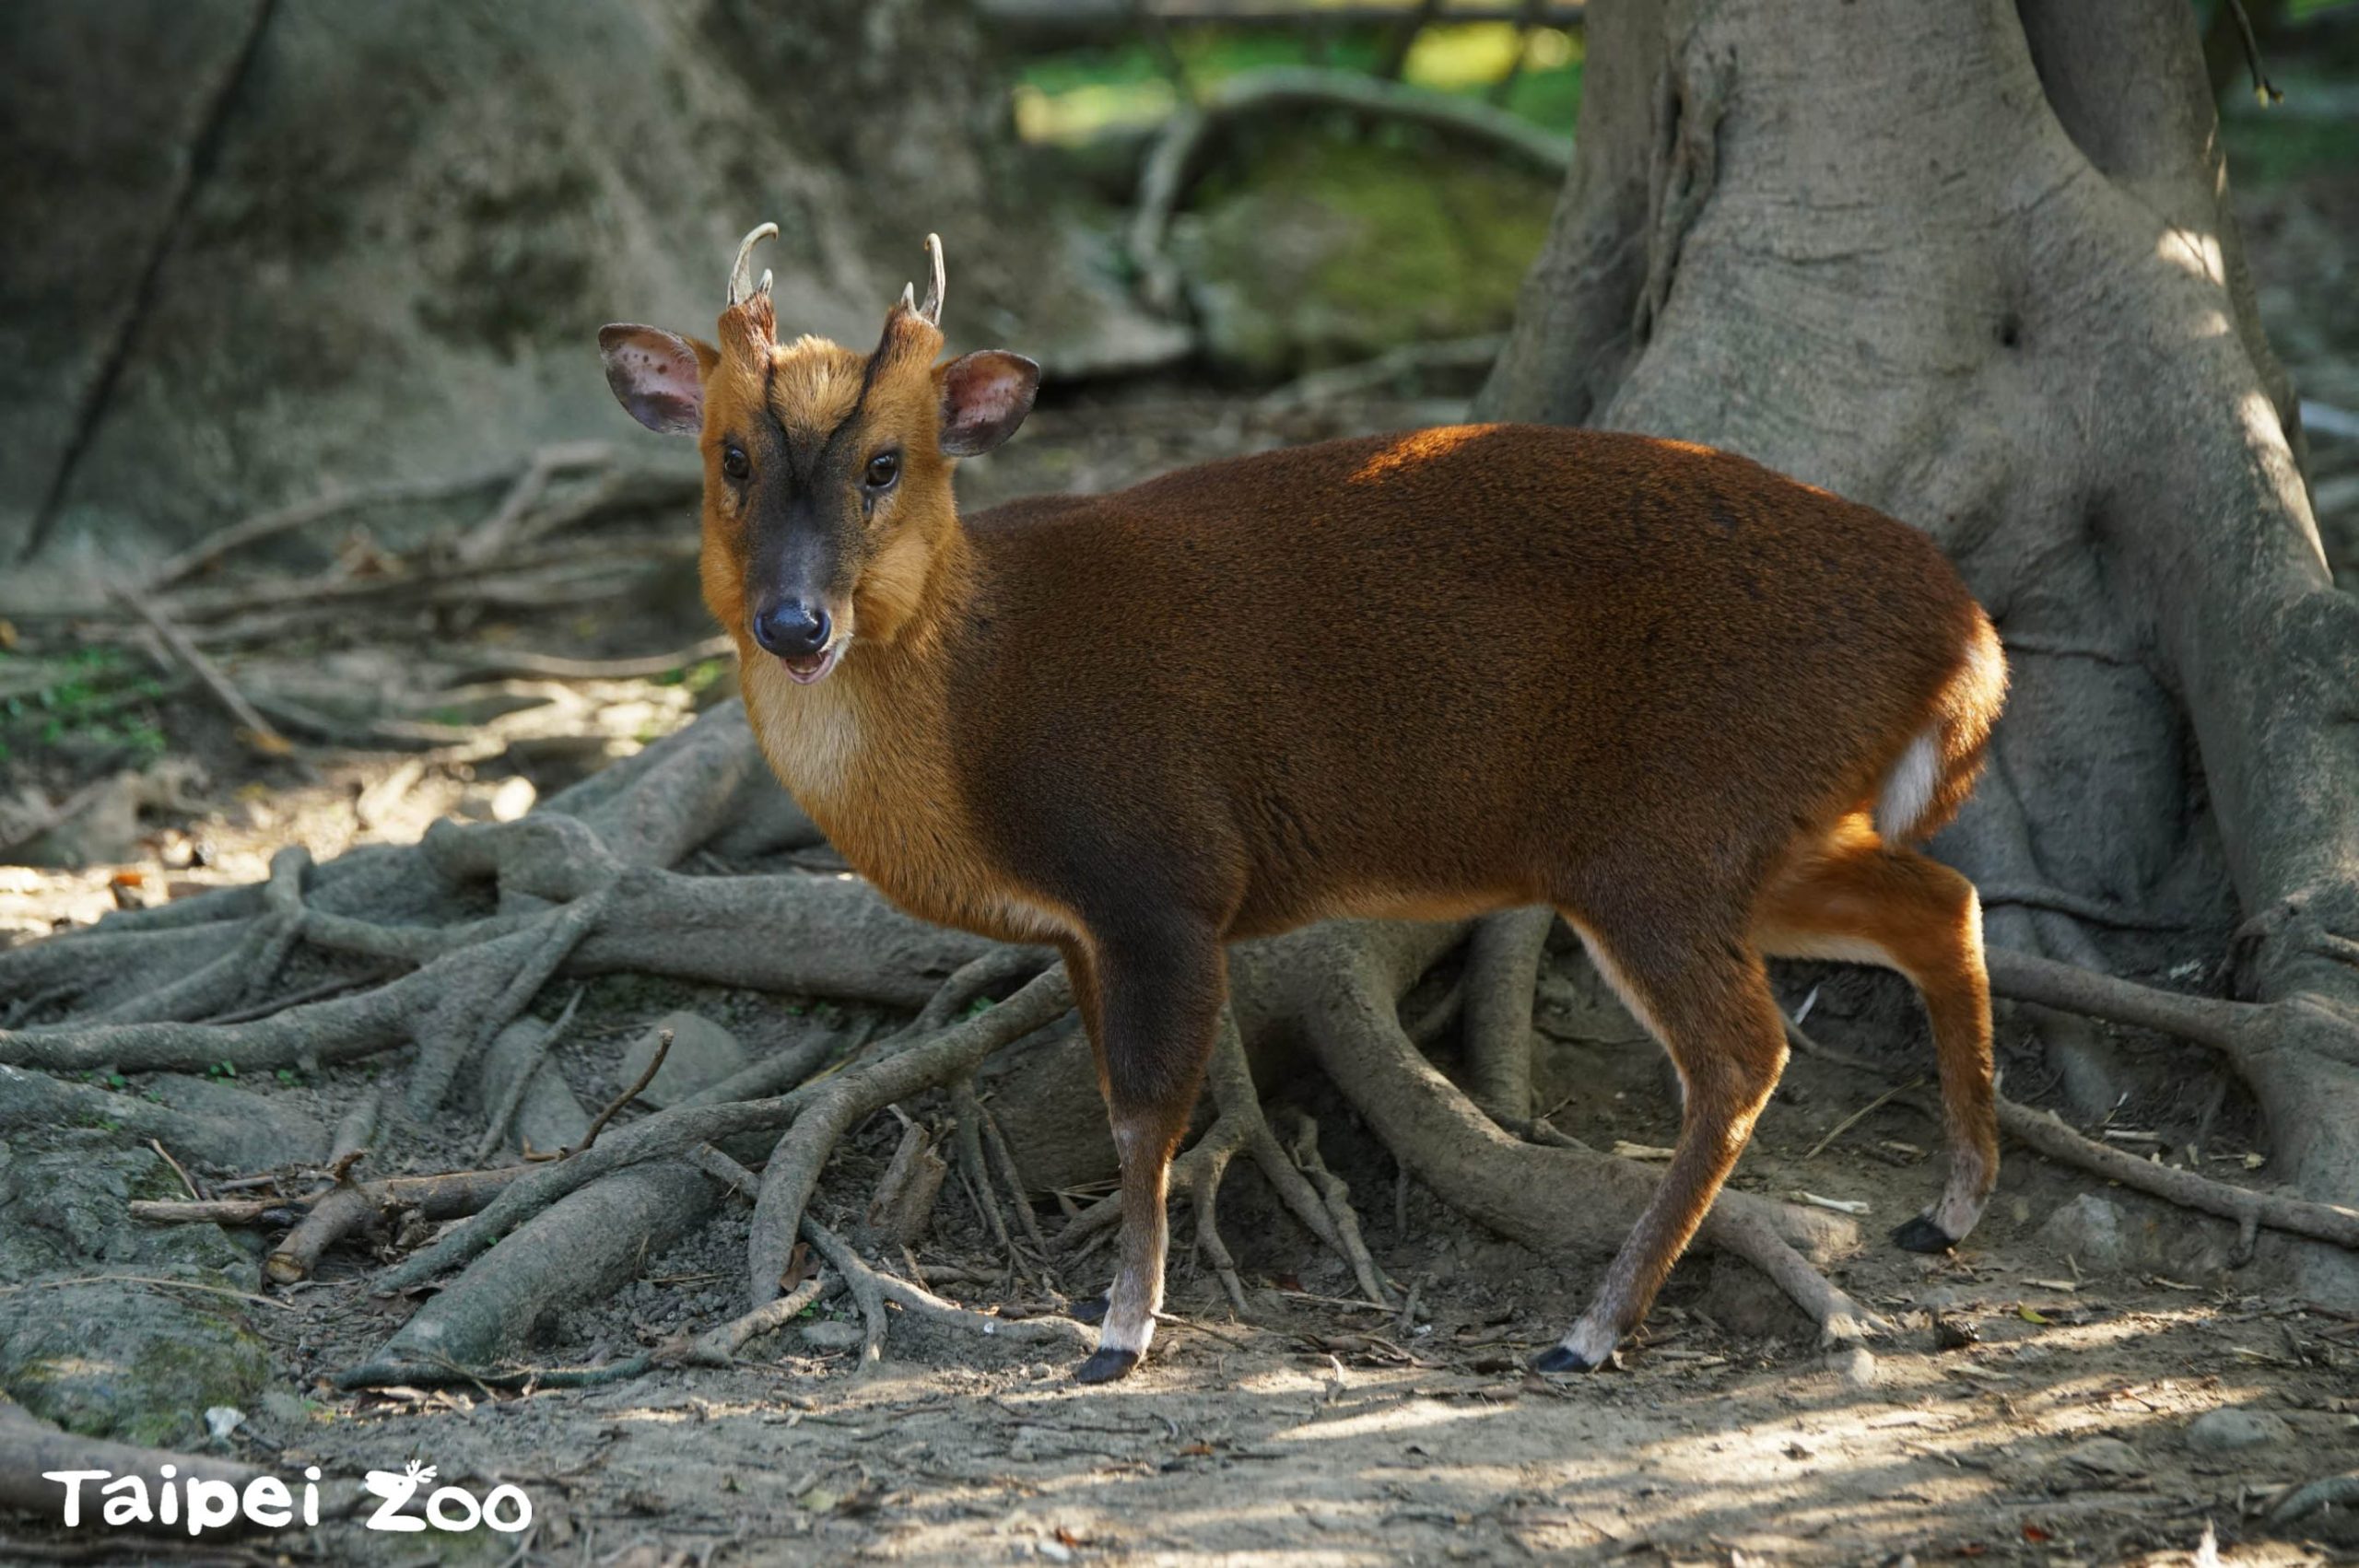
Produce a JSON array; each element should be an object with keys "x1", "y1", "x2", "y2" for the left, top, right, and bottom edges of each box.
[
  {"x1": 1751, "y1": 813, "x2": 1997, "y2": 1251},
  {"x1": 1543, "y1": 907, "x2": 1791, "y2": 1372}
]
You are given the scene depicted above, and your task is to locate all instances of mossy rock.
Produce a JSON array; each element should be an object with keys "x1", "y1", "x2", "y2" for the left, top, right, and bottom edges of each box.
[
  {"x1": 0, "y1": 1141, "x2": 271, "y2": 1445},
  {"x1": 0, "y1": 1283, "x2": 271, "y2": 1446},
  {"x1": 1171, "y1": 135, "x2": 1556, "y2": 380}
]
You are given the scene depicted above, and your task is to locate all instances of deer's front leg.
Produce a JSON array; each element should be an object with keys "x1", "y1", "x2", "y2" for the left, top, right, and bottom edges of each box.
[{"x1": 1073, "y1": 919, "x2": 1226, "y2": 1384}]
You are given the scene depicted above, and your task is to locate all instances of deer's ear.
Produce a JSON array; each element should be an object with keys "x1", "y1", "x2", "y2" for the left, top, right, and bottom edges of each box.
[
  {"x1": 936, "y1": 351, "x2": 1039, "y2": 457},
  {"x1": 598, "y1": 324, "x2": 717, "y2": 435}
]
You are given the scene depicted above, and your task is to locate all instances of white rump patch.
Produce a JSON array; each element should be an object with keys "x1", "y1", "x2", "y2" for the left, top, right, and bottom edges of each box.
[{"x1": 1873, "y1": 727, "x2": 1942, "y2": 842}]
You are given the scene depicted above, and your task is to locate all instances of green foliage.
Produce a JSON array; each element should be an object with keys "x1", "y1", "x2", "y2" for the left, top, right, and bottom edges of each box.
[
  {"x1": 0, "y1": 646, "x2": 170, "y2": 761},
  {"x1": 1015, "y1": 19, "x2": 1583, "y2": 143},
  {"x1": 653, "y1": 657, "x2": 733, "y2": 695},
  {"x1": 2223, "y1": 111, "x2": 2359, "y2": 185}
]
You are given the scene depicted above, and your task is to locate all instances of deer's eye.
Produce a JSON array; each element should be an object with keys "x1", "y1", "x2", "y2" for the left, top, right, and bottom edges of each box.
[
  {"x1": 722, "y1": 446, "x2": 750, "y2": 481},
  {"x1": 864, "y1": 451, "x2": 900, "y2": 489}
]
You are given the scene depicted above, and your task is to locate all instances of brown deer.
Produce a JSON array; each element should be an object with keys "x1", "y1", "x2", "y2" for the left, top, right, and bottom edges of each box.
[{"x1": 598, "y1": 226, "x2": 2008, "y2": 1382}]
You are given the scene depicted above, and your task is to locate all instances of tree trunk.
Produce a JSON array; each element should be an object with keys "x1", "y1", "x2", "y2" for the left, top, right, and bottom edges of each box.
[{"x1": 1480, "y1": 0, "x2": 2359, "y2": 1302}]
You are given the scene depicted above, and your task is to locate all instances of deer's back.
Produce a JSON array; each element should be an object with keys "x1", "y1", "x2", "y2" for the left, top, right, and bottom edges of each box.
[{"x1": 949, "y1": 424, "x2": 1987, "y2": 931}]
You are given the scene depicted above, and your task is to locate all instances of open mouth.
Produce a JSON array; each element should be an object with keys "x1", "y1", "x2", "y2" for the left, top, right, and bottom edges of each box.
[{"x1": 779, "y1": 640, "x2": 845, "y2": 685}]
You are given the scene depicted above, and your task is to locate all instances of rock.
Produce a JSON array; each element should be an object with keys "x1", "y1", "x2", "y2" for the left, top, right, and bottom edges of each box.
[
  {"x1": 0, "y1": 1, "x2": 1168, "y2": 587},
  {"x1": 0, "y1": 1285, "x2": 271, "y2": 1445},
  {"x1": 2186, "y1": 1408, "x2": 2291, "y2": 1452},
  {"x1": 259, "y1": 1390, "x2": 313, "y2": 1430},
  {"x1": 621, "y1": 1012, "x2": 748, "y2": 1109},
  {"x1": 801, "y1": 1318, "x2": 867, "y2": 1351},
  {"x1": 1918, "y1": 1282, "x2": 1993, "y2": 1313},
  {"x1": 143, "y1": 1074, "x2": 329, "y2": 1168},
  {"x1": 2036, "y1": 1194, "x2": 2128, "y2": 1271},
  {"x1": 0, "y1": 1068, "x2": 327, "y2": 1172},
  {"x1": 1829, "y1": 1346, "x2": 1878, "y2": 1387},
  {"x1": 479, "y1": 1017, "x2": 591, "y2": 1157},
  {"x1": 2065, "y1": 1437, "x2": 2146, "y2": 1477},
  {"x1": 2035, "y1": 1191, "x2": 2234, "y2": 1279},
  {"x1": 0, "y1": 1141, "x2": 270, "y2": 1445}
]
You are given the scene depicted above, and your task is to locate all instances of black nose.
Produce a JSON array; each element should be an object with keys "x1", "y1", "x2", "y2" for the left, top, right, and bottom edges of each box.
[{"x1": 752, "y1": 601, "x2": 832, "y2": 659}]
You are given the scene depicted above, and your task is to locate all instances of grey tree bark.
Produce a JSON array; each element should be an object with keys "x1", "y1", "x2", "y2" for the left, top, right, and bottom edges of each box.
[
  {"x1": 0, "y1": 0, "x2": 1173, "y2": 598},
  {"x1": 1480, "y1": 0, "x2": 2359, "y2": 1299}
]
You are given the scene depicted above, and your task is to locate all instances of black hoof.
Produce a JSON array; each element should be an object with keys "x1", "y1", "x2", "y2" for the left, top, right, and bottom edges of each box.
[
  {"x1": 1075, "y1": 1348, "x2": 1140, "y2": 1384},
  {"x1": 1532, "y1": 1344, "x2": 1602, "y2": 1375},
  {"x1": 1069, "y1": 1293, "x2": 1109, "y2": 1326},
  {"x1": 1892, "y1": 1215, "x2": 1957, "y2": 1254}
]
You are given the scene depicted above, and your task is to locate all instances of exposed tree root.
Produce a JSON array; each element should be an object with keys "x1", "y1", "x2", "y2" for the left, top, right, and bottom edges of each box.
[
  {"x1": 1460, "y1": 907, "x2": 1554, "y2": 1124},
  {"x1": 745, "y1": 970, "x2": 1074, "y2": 1305},
  {"x1": 1259, "y1": 920, "x2": 1877, "y2": 1345},
  {"x1": 1783, "y1": 1014, "x2": 2359, "y2": 1256},
  {"x1": 16, "y1": 696, "x2": 2358, "y2": 1392},
  {"x1": 344, "y1": 1160, "x2": 716, "y2": 1386},
  {"x1": 801, "y1": 1216, "x2": 1088, "y2": 1370},
  {"x1": 1058, "y1": 1009, "x2": 1391, "y2": 1312}
]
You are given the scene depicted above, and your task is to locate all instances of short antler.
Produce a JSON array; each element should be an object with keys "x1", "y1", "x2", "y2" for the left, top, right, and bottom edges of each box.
[
  {"x1": 920, "y1": 233, "x2": 945, "y2": 327},
  {"x1": 903, "y1": 232, "x2": 945, "y2": 329},
  {"x1": 728, "y1": 222, "x2": 779, "y2": 308}
]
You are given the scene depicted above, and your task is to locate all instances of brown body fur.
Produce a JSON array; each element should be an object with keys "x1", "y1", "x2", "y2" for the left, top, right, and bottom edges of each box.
[{"x1": 605, "y1": 269, "x2": 2006, "y2": 1380}]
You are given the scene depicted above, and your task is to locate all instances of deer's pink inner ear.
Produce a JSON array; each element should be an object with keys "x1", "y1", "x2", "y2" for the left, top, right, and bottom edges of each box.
[
  {"x1": 938, "y1": 351, "x2": 1040, "y2": 457},
  {"x1": 599, "y1": 324, "x2": 706, "y2": 436}
]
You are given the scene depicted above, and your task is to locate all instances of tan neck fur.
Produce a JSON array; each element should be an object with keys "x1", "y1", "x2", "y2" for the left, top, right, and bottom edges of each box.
[{"x1": 739, "y1": 516, "x2": 1025, "y2": 936}]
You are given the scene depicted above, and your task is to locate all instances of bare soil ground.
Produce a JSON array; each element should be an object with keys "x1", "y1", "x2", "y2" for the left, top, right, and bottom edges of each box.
[{"x1": 3, "y1": 169, "x2": 2357, "y2": 1565}]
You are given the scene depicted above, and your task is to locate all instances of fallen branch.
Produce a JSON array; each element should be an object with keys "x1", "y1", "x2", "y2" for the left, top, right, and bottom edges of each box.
[
  {"x1": 116, "y1": 588, "x2": 291, "y2": 755},
  {"x1": 570, "y1": 1025, "x2": 671, "y2": 1155},
  {"x1": 131, "y1": 1164, "x2": 528, "y2": 1228},
  {"x1": 143, "y1": 448, "x2": 606, "y2": 592}
]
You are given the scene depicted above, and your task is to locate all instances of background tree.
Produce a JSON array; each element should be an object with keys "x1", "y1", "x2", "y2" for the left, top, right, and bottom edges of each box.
[
  {"x1": 0, "y1": 0, "x2": 1163, "y2": 584},
  {"x1": 1482, "y1": 0, "x2": 2359, "y2": 1301}
]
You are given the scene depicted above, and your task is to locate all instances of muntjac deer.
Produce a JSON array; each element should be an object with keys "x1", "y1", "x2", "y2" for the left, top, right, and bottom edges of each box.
[{"x1": 599, "y1": 226, "x2": 2008, "y2": 1382}]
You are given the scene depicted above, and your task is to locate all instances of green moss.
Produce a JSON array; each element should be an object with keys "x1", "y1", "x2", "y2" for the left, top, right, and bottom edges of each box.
[
  {"x1": 2, "y1": 1287, "x2": 269, "y2": 1447},
  {"x1": 1179, "y1": 135, "x2": 1556, "y2": 379}
]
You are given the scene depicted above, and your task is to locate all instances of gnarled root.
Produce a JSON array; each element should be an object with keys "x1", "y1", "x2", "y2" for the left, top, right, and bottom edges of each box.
[{"x1": 1058, "y1": 1007, "x2": 1394, "y2": 1316}]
